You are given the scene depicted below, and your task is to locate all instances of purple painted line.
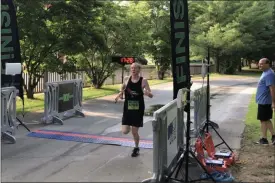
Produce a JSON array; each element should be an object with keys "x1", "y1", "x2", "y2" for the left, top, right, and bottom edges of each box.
[{"x1": 34, "y1": 130, "x2": 153, "y2": 144}]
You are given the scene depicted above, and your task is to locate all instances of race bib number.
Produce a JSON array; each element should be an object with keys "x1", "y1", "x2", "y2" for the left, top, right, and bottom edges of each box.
[{"x1": 128, "y1": 100, "x2": 139, "y2": 110}]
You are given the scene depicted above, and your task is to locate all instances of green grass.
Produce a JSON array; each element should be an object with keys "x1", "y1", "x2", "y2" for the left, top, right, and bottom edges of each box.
[
  {"x1": 16, "y1": 78, "x2": 173, "y2": 113},
  {"x1": 192, "y1": 73, "x2": 245, "y2": 80},
  {"x1": 208, "y1": 68, "x2": 261, "y2": 79},
  {"x1": 244, "y1": 92, "x2": 260, "y2": 140},
  {"x1": 16, "y1": 69, "x2": 260, "y2": 114},
  {"x1": 237, "y1": 67, "x2": 262, "y2": 78},
  {"x1": 244, "y1": 91, "x2": 273, "y2": 141}
]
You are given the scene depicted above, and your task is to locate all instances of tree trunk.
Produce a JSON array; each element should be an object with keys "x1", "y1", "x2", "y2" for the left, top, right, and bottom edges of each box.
[
  {"x1": 94, "y1": 83, "x2": 103, "y2": 89},
  {"x1": 216, "y1": 57, "x2": 220, "y2": 73},
  {"x1": 121, "y1": 67, "x2": 124, "y2": 84},
  {"x1": 92, "y1": 78, "x2": 104, "y2": 89},
  {"x1": 238, "y1": 60, "x2": 242, "y2": 72},
  {"x1": 238, "y1": 64, "x2": 242, "y2": 72},
  {"x1": 245, "y1": 59, "x2": 249, "y2": 67},
  {"x1": 26, "y1": 87, "x2": 34, "y2": 99},
  {"x1": 248, "y1": 60, "x2": 252, "y2": 69},
  {"x1": 25, "y1": 74, "x2": 35, "y2": 99},
  {"x1": 157, "y1": 70, "x2": 165, "y2": 80}
]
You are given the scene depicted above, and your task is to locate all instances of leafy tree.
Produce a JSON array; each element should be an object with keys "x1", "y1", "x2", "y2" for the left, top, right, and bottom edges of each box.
[
  {"x1": 190, "y1": 1, "x2": 275, "y2": 74},
  {"x1": 146, "y1": 1, "x2": 171, "y2": 79},
  {"x1": 15, "y1": 0, "x2": 103, "y2": 98},
  {"x1": 74, "y1": 2, "x2": 126, "y2": 88},
  {"x1": 75, "y1": 2, "x2": 151, "y2": 88},
  {"x1": 15, "y1": 0, "x2": 275, "y2": 96},
  {"x1": 16, "y1": 0, "x2": 60, "y2": 98}
]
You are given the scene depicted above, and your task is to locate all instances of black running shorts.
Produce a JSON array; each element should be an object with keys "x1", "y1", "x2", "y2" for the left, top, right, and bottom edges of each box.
[{"x1": 257, "y1": 104, "x2": 272, "y2": 121}]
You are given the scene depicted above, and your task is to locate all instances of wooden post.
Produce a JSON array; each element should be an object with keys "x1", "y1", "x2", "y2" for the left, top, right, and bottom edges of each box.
[
  {"x1": 121, "y1": 66, "x2": 124, "y2": 84},
  {"x1": 43, "y1": 71, "x2": 48, "y2": 90}
]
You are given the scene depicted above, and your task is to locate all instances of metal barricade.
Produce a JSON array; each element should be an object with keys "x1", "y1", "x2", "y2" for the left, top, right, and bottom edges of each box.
[
  {"x1": 192, "y1": 86, "x2": 208, "y2": 136},
  {"x1": 1, "y1": 87, "x2": 17, "y2": 143},
  {"x1": 143, "y1": 89, "x2": 187, "y2": 183},
  {"x1": 42, "y1": 79, "x2": 85, "y2": 125},
  {"x1": 142, "y1": 86, "x2": 210, "y2": 183}
]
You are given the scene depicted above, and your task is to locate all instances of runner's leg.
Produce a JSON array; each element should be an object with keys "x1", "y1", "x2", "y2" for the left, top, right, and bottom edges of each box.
[
  {"x1": 131, "y1": 126, "x2": 140, "y2": 157},
  {"x1": 132, "y1": 126, "x2": 139, "y2": 148},
  {"x1": 122, "y1": 125, "x2": 130, "y2": 134}
]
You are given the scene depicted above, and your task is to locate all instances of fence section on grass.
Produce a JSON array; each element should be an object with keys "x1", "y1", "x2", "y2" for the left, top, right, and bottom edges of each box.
[
  {"x1": 1, "y1": 87, "x2": 17, "y2": 144},
  {"x1": 42, "y1": 79, "x2": 85, "y2": 125},
  {"x1": 22, "y1": 64, "x2": 215, "y2": 93}
]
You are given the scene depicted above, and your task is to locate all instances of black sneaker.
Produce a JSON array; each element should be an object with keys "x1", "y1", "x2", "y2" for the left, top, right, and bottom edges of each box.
[
  {"x1": 131, "y1": 147, "x2": 140, "y2": 157},
  {"x1": 256, "y1": 138, "x2": 269, "y2": 145},
  {"x1": 271, "y1": 135, "x2": 275, "y2": 145}
]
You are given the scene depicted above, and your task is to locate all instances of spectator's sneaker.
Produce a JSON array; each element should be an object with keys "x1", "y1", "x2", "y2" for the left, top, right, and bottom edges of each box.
[
  {"x1": 131, "y1": 147, "x2": 140, "y2": 157},
  {"x1": 256, "y1": 138, "x2": 269, "y2": 145},
  {"x1": 271, "y1": 135, "x2": 275, "y2": 145}
]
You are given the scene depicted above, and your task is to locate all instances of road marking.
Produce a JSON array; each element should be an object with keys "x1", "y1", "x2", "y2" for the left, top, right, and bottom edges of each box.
[
  {"x1": 94, "y1": 118, "x2": 110, "y2": 125},
  {"x1": 78, "y1": 152, "x2": 125, "y2": 182},
  {"x1": 83, "y1": 110, "x2": 121, "y2": 119}
]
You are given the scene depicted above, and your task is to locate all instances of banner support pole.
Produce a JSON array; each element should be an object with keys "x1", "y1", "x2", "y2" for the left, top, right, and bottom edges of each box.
[{"x1": 167, "y1": 0, "x2": 215, "y2": 182}]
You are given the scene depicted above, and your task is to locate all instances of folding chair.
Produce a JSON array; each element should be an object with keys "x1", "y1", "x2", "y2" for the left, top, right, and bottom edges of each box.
[
  {"x1": 194, "y1": 138, "x2": 228, "y2": 173},
  {"x1": 203, "y1": 133, "x2": 236, "y2": 166}
]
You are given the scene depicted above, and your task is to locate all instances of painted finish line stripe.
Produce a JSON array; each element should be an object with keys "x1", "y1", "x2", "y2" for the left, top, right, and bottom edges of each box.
[
  {"x1": 32, "y1": 130, "x2": 153, "y2": 144},
  {"x1": 27, "y1": 132, "x2": 153, "y2": 149}
]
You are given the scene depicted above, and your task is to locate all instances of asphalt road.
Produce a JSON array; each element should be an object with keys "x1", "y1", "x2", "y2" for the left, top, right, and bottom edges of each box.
[{"x1": 1, "y1": 77, "x2": 258, "y2": 182}]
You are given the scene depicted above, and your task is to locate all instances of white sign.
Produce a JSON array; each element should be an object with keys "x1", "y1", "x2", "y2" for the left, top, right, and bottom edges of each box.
[
  {"x1": 166, "y1": 104, "x2": 178, "y2": 167},
  {"x1": 5, "y1": 63, "x2": 21, "y2": 75}
]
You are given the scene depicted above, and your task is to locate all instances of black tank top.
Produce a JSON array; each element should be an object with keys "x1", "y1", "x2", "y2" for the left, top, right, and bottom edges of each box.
[{"x1": 124, "y1": 76, "x2": 145, "y2": 112}]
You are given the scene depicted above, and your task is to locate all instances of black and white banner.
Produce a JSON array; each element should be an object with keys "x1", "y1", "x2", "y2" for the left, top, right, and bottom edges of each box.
[
  {"x1": 170, "y1": 0, "x2": 190, "y2": 99},
  {"x1": 1, "y1": 0, "x2": 24, "y2": 101}
]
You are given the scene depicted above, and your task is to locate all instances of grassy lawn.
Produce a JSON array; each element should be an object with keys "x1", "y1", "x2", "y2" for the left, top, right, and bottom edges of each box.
[
  {"x1": 192, "y1": 70, "x2": 261, "y2": 80},
  {"x1": 16, "y1": 69, "x2": 260, "y2": 114},
  {"x1": 16, "y1": 78, "x2": 172, "y2": 113},
  {"x1": 209, "y1": 68, "x2": 261, "y2": 79},
  {"x1": 190, "y1": 73, "x2": 225, "y2": 80},
  {"x1": 237, "y1": 67, "x2": 262, "y2": 78}
]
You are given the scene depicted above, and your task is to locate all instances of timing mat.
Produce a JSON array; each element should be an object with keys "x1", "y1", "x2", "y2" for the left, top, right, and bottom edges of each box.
[{"x1": 27, "y1": 129, "x2": 153, "y2": 149}]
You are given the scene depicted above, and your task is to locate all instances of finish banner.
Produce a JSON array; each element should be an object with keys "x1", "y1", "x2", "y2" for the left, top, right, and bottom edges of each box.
[
  {"x1": 1, "y1": 0, "x2": 24, "y2": 101},
  {"x1": 170, "y1": 0, "x2": 190, "y2": 99}
]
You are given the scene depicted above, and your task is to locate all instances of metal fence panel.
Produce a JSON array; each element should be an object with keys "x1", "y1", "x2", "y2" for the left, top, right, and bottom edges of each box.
[
  {"x1": 1, "y1": 87, "x2": 17, "y2": 143},
  {"x1": 142, "y1": 87, "x2": 209, "y2": 183},
  {"x1": 42, "y1": 79, "x2": 85, "y2": 125},
  {"x1": 148, "y1": 94, "x2": 186, "y2": 183},
  {"x1": 165, "y1": 100, "x2": 179, "y2": 167},
  {"x1": 193, "y1": 86, "x2": 208, "y2": 136}
]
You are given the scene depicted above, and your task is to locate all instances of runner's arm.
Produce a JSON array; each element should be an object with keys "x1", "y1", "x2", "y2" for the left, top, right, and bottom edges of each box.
[
  {"x1": 266, "y1": 74, "x2": 275, "y2": 108},
  {"x1": 143, "y1": 78, "x2": 153, "y2": 98},
  {"x1": 269, "y1": 85, "x2": 275, "y2": 108},
  {"x1": 120, "y1": 76, "x2": 130, "y2": 92},
  {"x1": 115, "y1": 76, "x2": 129, "y2": 101}
]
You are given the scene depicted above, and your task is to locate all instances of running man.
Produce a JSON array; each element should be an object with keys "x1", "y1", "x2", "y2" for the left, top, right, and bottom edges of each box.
[
  {"x1": 256, "y1": 58, "x2": 275, "y2": 145},
  {"x1": 115, "y1": 63, "x2": 153, "y2": 157}
]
